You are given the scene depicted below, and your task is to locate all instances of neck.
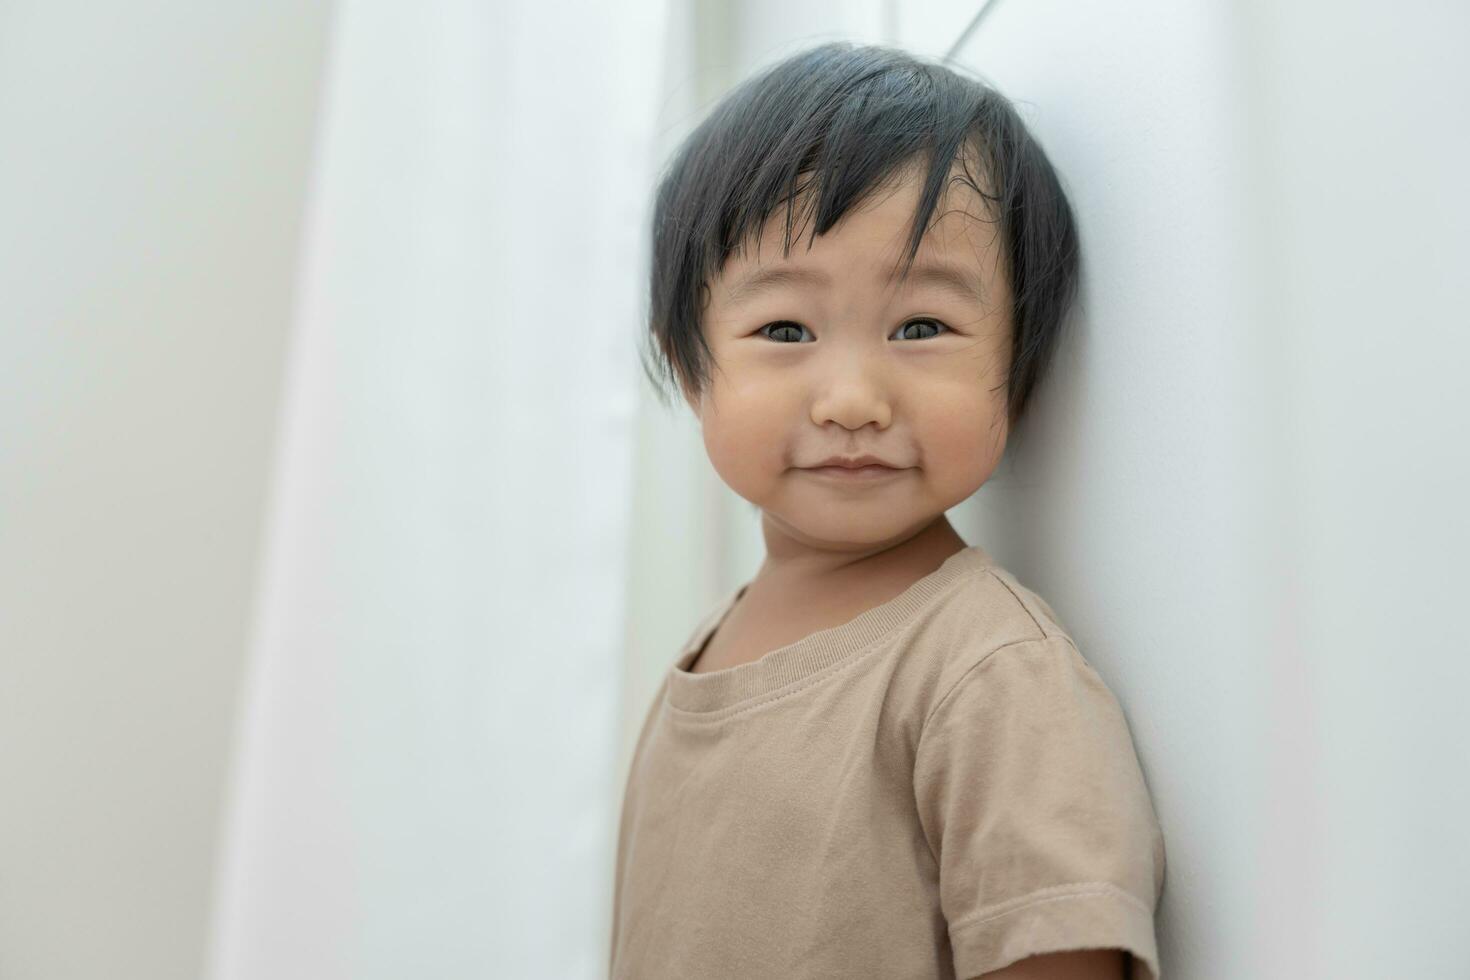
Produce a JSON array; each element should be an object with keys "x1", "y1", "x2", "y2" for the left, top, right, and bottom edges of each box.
[{"x1": 754, "y1": 513, "x2": 969, "y2": 588}]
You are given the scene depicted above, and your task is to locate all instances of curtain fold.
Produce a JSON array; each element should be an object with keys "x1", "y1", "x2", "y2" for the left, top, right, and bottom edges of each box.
[{"x1": 207, "y1": 2, "x2": 671, "y2": 976}]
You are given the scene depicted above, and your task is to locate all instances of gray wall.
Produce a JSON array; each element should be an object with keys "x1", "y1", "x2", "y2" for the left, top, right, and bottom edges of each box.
[{"x1": 0, "y1": 3, "x2": 331, "y2": 977}]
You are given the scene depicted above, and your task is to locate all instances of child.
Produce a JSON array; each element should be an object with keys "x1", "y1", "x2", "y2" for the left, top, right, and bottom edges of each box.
[{"x1": 611, "y1": 41, "x2": 1165, "y2": 980}]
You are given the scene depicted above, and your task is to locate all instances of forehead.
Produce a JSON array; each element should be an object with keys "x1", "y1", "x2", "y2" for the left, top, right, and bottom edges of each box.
[{"x1": 716, "y1": 157, "x2": 1006, "y2": 300}]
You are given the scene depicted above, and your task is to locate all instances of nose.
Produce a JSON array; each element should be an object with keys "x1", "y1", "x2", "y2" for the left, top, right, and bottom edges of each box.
[{"x1": 809, "y1": 353, "x2": 893, "y2": 432}]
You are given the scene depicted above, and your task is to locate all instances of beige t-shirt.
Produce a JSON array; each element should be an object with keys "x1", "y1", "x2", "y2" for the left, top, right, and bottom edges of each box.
[{"x1": 610, "y1": 545, "x2": 1166, "y2": 979}]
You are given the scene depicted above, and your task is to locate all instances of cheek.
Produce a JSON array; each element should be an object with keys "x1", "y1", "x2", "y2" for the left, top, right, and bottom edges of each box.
[
  {"x1": 699, "y1": 383, "x2": 792, "y2": 487},
  {"x1": 917, "y1": 389, "x2": 1008, "y2": 486}
]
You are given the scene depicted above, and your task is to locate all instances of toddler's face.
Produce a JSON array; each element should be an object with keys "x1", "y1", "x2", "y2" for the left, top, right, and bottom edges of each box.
[{"x1": 687, "y1": 162, "x2": 1012, "y2": 554}]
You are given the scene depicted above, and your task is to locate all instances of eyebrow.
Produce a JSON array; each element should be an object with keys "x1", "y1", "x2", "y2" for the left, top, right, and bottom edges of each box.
[{"x1": 723, "y1": 260, "x2": 987, "y2": 307}]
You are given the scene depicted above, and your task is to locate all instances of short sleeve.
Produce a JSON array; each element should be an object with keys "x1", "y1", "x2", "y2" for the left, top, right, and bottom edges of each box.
[{"x1": 913, "y1": 635, "x2": 1166, "y2": 980}]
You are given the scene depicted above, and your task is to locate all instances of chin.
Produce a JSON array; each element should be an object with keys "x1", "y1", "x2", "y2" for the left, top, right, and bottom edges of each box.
[{"x1": 771, "y1": 509, "x2": 928, "y2": 547}]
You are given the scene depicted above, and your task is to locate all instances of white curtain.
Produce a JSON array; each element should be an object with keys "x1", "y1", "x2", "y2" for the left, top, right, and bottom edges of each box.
[{"x1": 207, "y1": 1, "x2": 671, "y2": 976}]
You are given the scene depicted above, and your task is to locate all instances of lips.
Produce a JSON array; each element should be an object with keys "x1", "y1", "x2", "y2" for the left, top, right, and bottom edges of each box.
[
  {"x1": 803, "y1": 463, "x2": 908, "y2": 483},
  {"x1": 800, "y1": 453, "x2": 911, "y2": 485},
  {"x1": 808, "y1": 454, "x2": 902, "y2": 469}
]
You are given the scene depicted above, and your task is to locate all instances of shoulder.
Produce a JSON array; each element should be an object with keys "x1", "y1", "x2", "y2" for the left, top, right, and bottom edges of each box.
[
  {"x1": 925, "y1": 560, "x2": 1074, "y2": 651},
  {"x1": 914, "y1": 562, "x2": 1091, "y2": 703},
  {"x1": 911, "y1": 570, "x2": 1154, "y2": 849}
]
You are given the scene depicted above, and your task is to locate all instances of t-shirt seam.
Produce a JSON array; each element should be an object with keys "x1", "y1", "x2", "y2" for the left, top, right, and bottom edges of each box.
[
  {"x1": 917, "y1": 630, "x2": 1070, "y2": 733},
  {"x1": 665, "y1": 566, "x2": 988, "y2": 723},
  {"x1": 947, "y1": 880, "x2": 1152, "y2": 933},
  {"x1": 988, "y1": 568, "x2": 1056, "y2": 640},
  {"x1": 917, "y1": 568, "x2": 1063, "y2": 732}
]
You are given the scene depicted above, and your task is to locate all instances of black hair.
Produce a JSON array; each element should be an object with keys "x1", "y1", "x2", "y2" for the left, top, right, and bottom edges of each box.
[{"x1": 639, "y1": 40, "x2": 1080, "y2": 429}]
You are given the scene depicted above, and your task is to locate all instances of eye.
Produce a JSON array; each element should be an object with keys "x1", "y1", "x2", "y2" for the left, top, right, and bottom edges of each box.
[
  {"x1": 757, "y1": 321, "x2": 812, "y2": 343},
  {"x1": 892, "y1": 318, "x2": 949, "y2": 341},
  {"x1": 754, "y1": 318, "x2": 951, "y2": 343}
]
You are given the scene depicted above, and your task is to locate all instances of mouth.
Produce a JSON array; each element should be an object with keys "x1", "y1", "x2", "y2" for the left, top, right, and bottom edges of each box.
[{"x1": 801, "y1": 464, "x2": 909, "y2": 482}]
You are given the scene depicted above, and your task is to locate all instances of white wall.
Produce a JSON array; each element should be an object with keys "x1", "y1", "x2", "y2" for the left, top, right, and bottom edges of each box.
[
  {"x1": 1231, "y1": 3, "x2": 1469, "y2": 973},
  {"x1": 711, "y1": 1, "x2": 1470, "y2": 975},
  {"x1": 0, "y1": 4, "x2": 331, "y2": 978}
]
